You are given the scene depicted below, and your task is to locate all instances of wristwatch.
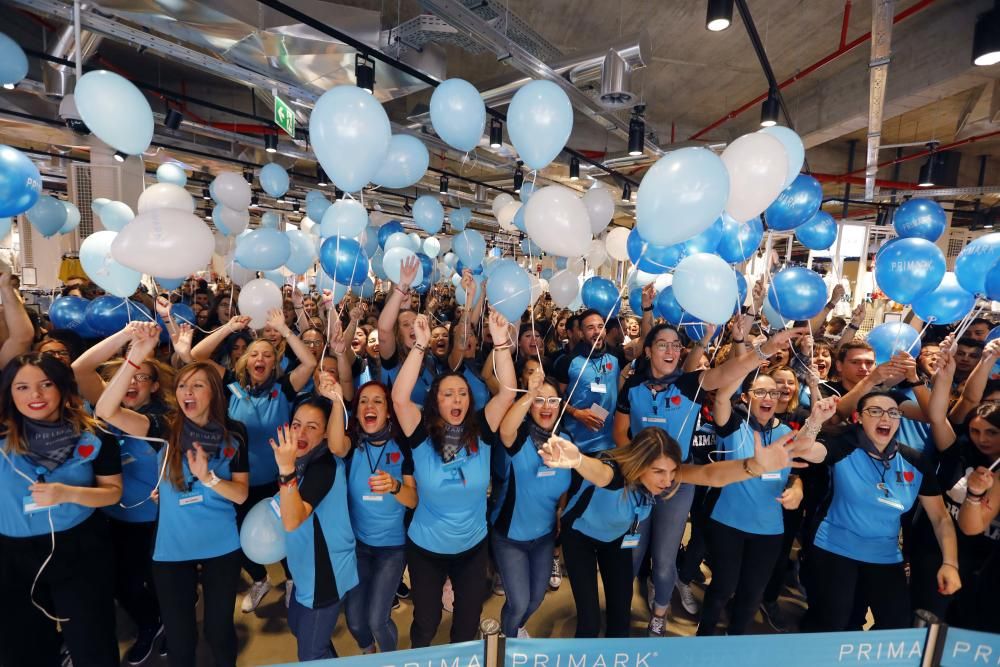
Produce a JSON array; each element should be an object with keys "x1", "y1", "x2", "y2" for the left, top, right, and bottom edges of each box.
[
  {"x1": 278, "y1": 470, "x2": 297, "y2": 486},
  {"x1": 390, "y1": 478, "x2": 402, "y2": 495}
]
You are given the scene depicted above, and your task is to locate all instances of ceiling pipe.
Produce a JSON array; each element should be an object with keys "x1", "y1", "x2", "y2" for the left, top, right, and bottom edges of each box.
[
  {"x1": 844, "y1": 129, "x2": 1000, "y2": 176},
  {"x1": 688, "y1": 0, "x2": 938, "y2": 141},
  {"x1": 41, "y1": 24, "x2": 101, "y2": 97},
  {"x1": 812, "y1": 172, "x2": 915, "y2": 189}
]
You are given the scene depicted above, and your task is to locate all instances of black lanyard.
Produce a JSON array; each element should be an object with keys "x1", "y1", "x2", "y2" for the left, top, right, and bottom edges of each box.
[
  {"x1": 363, "y1": 442, "x2": 387, "y2": 476},
  {"x1": 866, "y1": 452, "x2": 892, "y2": 496}
]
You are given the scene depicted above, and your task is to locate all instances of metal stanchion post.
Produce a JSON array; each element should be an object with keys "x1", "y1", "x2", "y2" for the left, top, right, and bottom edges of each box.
[{"x1": 481, "y1": 618, "x2": 502, "y2": 667}]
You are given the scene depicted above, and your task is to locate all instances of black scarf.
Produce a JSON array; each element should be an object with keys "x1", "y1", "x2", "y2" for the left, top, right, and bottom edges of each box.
[
  {"x1": 528, "y1": 420, "x2": 553, "y2": 448},
  {"x1": 248, "y1": 376, "x2": 276, "y2": 398},
  {"x1": 294, "y1": 444, "x2": 326, "y2": 480},
  {"x1": 360, "y1": 421, "x2": 393, "y2": 447},
  {"x1": 179, "y1": 418, "x2": 225, "y2": 456},
  {"x1": 856, "y1": 428, "x2": 899, "y2": 465},
  {"x1": 441, "y1": 423, "x2": 464, "y2": 462},
  {"x1": 22, "y1": 418, "x2": 79, "y2": 472},
  {"x1": 645, "y1": 368, "x2": 683, "y2": 393}
]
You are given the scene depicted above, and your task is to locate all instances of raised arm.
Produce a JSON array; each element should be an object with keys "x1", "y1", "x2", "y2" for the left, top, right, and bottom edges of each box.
[
  {"x1": 327, "y1": 320, "x2": 356, "y2": 403},
  {"x1": 835, "y1": 303, "x2": 866, "y2": 351},
  {"x1": 538, "y1": 435, "x2": 614, "y2": 487},
  {"x1": 391, "y1": 313, "x2": 431, "y2": 437},
  {"x1": 700, "y1": 327, "x2": 807, "y2": 391},
  {"x1": 684, "y1": 323, "x2": 717, "y2": 373},
  {"x1": 449, "y1": 271, "x2": 477, "y2": 371},
  {"x1": 191, "y1": 315, "x2": 251, "y2": 377},
  {"x1": 378, "y1": 256, "x2": 419, "y2": 362},
  {"x1": 951, "y1": 339, "x2": 1000, "y2": 424},
  {"x1": 681, "y1": 429, "x2": 799, "y2": 486},
  {"x1": 483, "y1": 310, "x2": 517, "y2": 431},
  {"x1": 959, "y1": 467, "x2": 1000, "y2": 536},
  {"x1": 808, "y1": 284, "x2": 844, "y2": 335},
  {"x1": 787, "y1": 396, "x2": 839, "y2": 463},
  {"x1": 318, "y1": 374, "x2": 350, "y2": 458},
  {"x1": 72, "y1": 323, "x2": 137, "y2": 406},
  {"x1": 639, "y1": 283, "x2": 655, "y2": 339},
  {"x1": 266, "y1": 309, "x2": 317, "y2": 392},
  {"x1": 929, "y1": 346, "x2": 957, "y2": 452},
  {"x1": 0, "y1": 272, "x2": 34, "y2": 367},
  {"x1": 94, "y1": 323, "x2": 160, "y2": 437}
]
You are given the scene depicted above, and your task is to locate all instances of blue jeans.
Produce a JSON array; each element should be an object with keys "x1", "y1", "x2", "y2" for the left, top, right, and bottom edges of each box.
[
  {"x1": 287, "y1": 589, "x2": 344, "y2": 661},
  {"x1": 345, "y1": 542, "x2": 406, "y2": 652},
  {"x1": 631, "y1": 482, "x2": 696, "y2": 609},
  {"x1": 491, "y1": 530, "x2": 556, "y2": 637}
]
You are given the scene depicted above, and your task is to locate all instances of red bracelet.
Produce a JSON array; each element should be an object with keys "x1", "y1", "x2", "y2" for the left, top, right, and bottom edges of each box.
[{"x1": 126, "y1": 359, "x2": 141, "y2": 370}]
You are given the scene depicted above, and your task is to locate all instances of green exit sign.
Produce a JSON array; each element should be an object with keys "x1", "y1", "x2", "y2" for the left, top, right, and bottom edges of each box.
[{"x1": 274, "y1": 95, "x2": 295, "y2": 137}]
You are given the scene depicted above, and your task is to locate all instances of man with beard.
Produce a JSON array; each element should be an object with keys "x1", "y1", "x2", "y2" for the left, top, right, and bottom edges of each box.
[{"x1": 562, "y1": 310, "x2": 620, "y2": 454}]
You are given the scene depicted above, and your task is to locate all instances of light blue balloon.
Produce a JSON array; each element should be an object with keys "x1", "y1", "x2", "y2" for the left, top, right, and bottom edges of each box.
[
  {"x1": 0, "y1": 217, "x2": 11, "y2": 240},
  {"x1": 519, "y1": 181, "x2": 536, "y2": 203},
  {"x1": 156, "y1": 277, "x2": 184, "y2": 290},
  {"x1": 673, "y1": 253, "x2": 738, "y2": 325},
  {"x1": 450, "y1": 207, "x2": 472, "y2": 232},
  {"x1": 259, "y1": 163, "x2": 290, "y2": 198},
  {"x1": 385, "y1": 232, "x2": 411, "y2": 251},
  {"x1": 156, "y1": 163, "x2": 187, "y2": 187},
  {"x1": 768, "y1": 266, "x2": 828, "y2": 320},
  {"x1": 453, "y1": 229, "x2": 486, "y2": 268},
  {"x1": 488, "y1": 247, "x2": 503, "y2": 258},
  {"x1": 762, "y1": 292, "x2": 791, "y2": 330},
  {"x1": 521, "y1": 238, "x2": 542, "y2": 256},
  {"x1": 262, "y1": 270, "x2": 285, "y2": 285},
  {"x1": 27, "y1": 195, "x2": 68, "y2": 237},
  {"x1": 209, "y1": 179, "x2": 220, "y2": 204},
  {"x1": 361, "y1": 225, "x2": 380, "y2": 256},
  {"x1": 382, "y1": 246, "x2": 423, "y2": 285},
  {"x1": 429, "y1": 78, "x2": 486, "y2": 153},
  {"x1": 759, "y1": 126, "x2": 805, "y2": 189},
  {"x1": 912, "y1": 273, "x2": 976, "y2": 325},
  {"x1": 541, "y1": 268, "x2": 553, "y2": 280},
  {"x1": 74, "y1": 70, "x2": 154, "y2": 155},
  {"x1": 260, "y1": 211, "x2": 280, "y2": 229},
  {"x1": 413, "y1": 195, "x2": 444, "y2": 234},
  {"x1": 636, "y1": 147, "x2": 729, "y2": 246},
  {"x1": 408, "y1": 232, "x2": 422, "y2": 251},
  {"x1": 423, "y1": 236, "x2": 441, "y2": 258},
  {"x1": 235, "y1": 228, "x2": 292, "y2": 270},
  {"x1": 765, "y1": 174, "x2": 823, "y2": 231},
  {"x1": 59, "y1": 201, "x2": 81, "y2": 234},
  {"x1": 867, "y1": 322, "x2": 922, "y2": 365},
  {"x1": 370, "y1": 248, "x2": 386, "y2": 280},
  {"x1": 0, "y1": 32, "x2": 28, "y2": 87},
  {"x1": 486, "y1": 259, "x2": 531, "y2": 322},
  {"x1": 372, "y1": 134, "x2": 429, "y2": 188},
  {"x1": 315, "y1": 267, "x2": 350, "y2": 302},
  {"x1": 240, "y1": 498, "x2": 286, "y2": 565},
  {"x1": 0, "y1": 144, "x2": 41, "y2": 217},
  {"x1": 306, "y1": 189, "x2": 326, "y2": 202},
  {"x1": 512, "y1": 205, "x2": 527, "y2": 233},
  {"x1": 96, "y1": 200, "x2": 134, "y2": 232},
  {"x1": 321, "y1": 199, "x2": 368, "y2": 238},
  {"x1": 875, "y1": 238, "x2": 946, "y2": 303},
  {"x1": 358, "y1": 277, "x2": 375, "y2": 298},
  {"x1": 507, "y1": 80, "x2": 573, "y2": 171},
  {"x1": 716, "y1": 214, "x2": 763, "y2": 263},
  {"x1": 285, "y1": 229, "x2": 317, "y2": 274},
  {"x1": 306, "y1": 196, "x2": 331, "y2": 224},
  {"x1": 555, "y1": 257, "x2": 568, "y2": 270},
  {"x1": 955, "y1": 233, "x2": 1000, "y2": 296},
  {"x1": 80, "y1": 231, "x2": 140, "y2": 298},
  {"x1": 795, "y1": 210, "x2": 838, "y2": 250},
  {"x1": 310, "y1": 85, "x2": 391, "y2": 193},
  {"x1": 894, "y1": 198, "x2": 946, "y2": 242}
]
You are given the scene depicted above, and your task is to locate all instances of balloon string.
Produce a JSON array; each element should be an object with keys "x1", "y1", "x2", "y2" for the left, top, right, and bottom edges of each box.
[{"x1": 906, "y1": 319, "x2": 933, "y2": 356}]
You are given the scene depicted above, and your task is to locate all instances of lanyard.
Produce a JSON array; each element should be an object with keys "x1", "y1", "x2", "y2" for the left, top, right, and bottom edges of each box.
[
  {"x1": 627, "y1": 488, "x2": 652, "y2": 534},
  {"x1": 589, "y1": 356, "x2": 608, "y2": 381},
  {"x1": 866, "y1": 452, "x2": 892, "y2": 497},
  {"x1": 363, "y1": 443, "x2": 387, "y2": 476}
]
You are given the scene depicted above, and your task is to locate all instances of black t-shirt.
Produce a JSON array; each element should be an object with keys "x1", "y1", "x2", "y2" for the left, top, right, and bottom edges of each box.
[
  {"x1": 92, "y1": 429, "x2": 123, "y2": 476},
  {"x1": 298, "y1": 449, "x2": 342, "y2": 607}
]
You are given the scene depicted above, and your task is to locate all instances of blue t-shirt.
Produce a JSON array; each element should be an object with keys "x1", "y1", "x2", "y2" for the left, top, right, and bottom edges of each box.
[
  {"x1": 562, "y1": 454, "x2": 656, "y2": 543},
  {"x1": 814, "y1": 428, "x2": 939, "y2": 564},
  {"x1": 224, "y1": 373, "x2": 297, "y2": 486},
  {"x1": 380, "y1": 350, "x2": 435, "y2": 408},
  {"x1": 709, "y1": 411, "x2": 792, "y2": 535},
  {"x1": 346, "y1": 437, "x2": 414, "y2": 548},
  {"x1": 896, "y1": 387, "x2": 933, "y2": 455},
  {"x1": 402, "y1": 409, "x2": 499, "y2": 555},
  {"x1": 617, "y1": 371, "x2": 703, "y2": 461},
  {"x1": 564, "y1": 346, "x2": 620, "y2": 454},
  {"x1": 103, "y1": 403, "x2": 169, "y2": 524},
  {"x1": 490, "y1": 421, "x2": 571, "y2": 542}
]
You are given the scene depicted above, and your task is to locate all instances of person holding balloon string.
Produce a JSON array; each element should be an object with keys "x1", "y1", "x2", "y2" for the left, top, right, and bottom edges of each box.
[
  {"x1": 561, "y1": 308, "x2": 622, "y2": 456},
  {"x1": 190, "y1": 310, "x2": 318, "y2": 613},
  {"x1": 0, "y1": 352, "x2": 124, "y2": 667},
  {"x1": 0, "y1": 271, "x2": 38, "y2": 367},
  {"x1": 378, "y1": 257, "x2": 436, "y2": 407},
  {"x1": 392, "y1": 310, "x2": 516, "y2": 647}
]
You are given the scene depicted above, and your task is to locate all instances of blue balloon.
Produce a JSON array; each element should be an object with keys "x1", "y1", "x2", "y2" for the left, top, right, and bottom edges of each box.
[
  {"x1": 429, "y1": 79, "x2": 486, "y2": 153},
  {"x1": 0, "y1": 32, "x2": 28, "y2": 87},
  {"x1": 306, "y1": 196, "x2": 331, "y2": 224},
  {"x1": 240, "y1": 498, "x2": 286, "y2": 565},
  {"x1": 867, "y1": 322, "x2": 922, "y2": 365},
  {"x1": 155, "y1": 277, "x2": 184, "y2": 290},
  {"x1": 762, "y1": 292, "x2": 791, "y2": 330},
  {"x1": 986, "y1": 258, "x2": 1000, "y2": 302},
  {"x1": 912, "y1": 273, "x2": 975, "y2": 325},
  {"x1": 84, "y1": 297, "x2": 152, "y2": 337},
  {"x1": 372, "y1": 134, "x2": 430, "y2": 188},
  {"x1": 683, "y1": 216, "x2": 724, "y2": 255},
  {"x1": 987, "y1": 325, "x2": 1000, "y2": 344},
  {"x1": 581, "y1": 276, "x2": 620, "y2": 317},
  {"x1": 260, "y1": 211, "x2": 280, "y2": 229},
  {"x1": 377, "y1": 220, "x2": 405, "y2": 248},
  {"x1": 555, "y1": 257, "x2": 568, "y2": 270},
  {"x1": 764, "y1": 174, "x2": 822, "y2": 231},
  {"x1": 716, "y1": 214, "x2": 763, "y2": 264},
  {"x1": 759, "y1": 126, "x2": 805, "y2": 189},
  {"x1": 636, "y1": 147, "x2": 729, "y2": 247},
  {"x1": 370, "y1": 248, "x2": 386, "y2": 280},
  {"x1": 415, "y1": 253, "x2": 434, "y2": 284},
  {"x1": 320, "y1": 236, "x2": 369, "y2": 286},
  {"x1": 520, "y1": 238, "x2": 542, "y2": 256},
  {"x1": 736, "y1": 272, "x2": 748, "y2": 306},
  {"x1": 156, "y1": 163, "x2": 187, "y2": 187},
  {"x1": 653, "y1": 287, "x2": 687, "y2": 325},
  {"x1": 512, "y1": 205, "x2": 527, "y2": 233},
  {"x1": 321, "y1": 199, "x2": 368, "y2": 239},
  {"x1": 48, "y1": 296, "x2": 90, "y2": 332},
  {"x1": 541, "y1": 268, "x2": 553, "y2": 280},
  {"x1": 453, "y1": 230, "x2": 486, "y2": 268},
  {"x1": 486, "y1": 259, "x2": 531, "y2": 322},
  {"x1": 310, "y1": 85, "x2": 391, "y2": 193},
  {"x1": 956, "y1": 233, "x2": 1000, "y2": 296},
  {"x1": 306, "y1": 189, "x2": 326, "y2": 202},
  {"x1": 166, "y1": 303, "x2": 196, "y2": 327},
  {"x1": 235, "y1": 228, "x2": 291, "y2": 271},
  {"x1": 97, "y1": 201, "x2": 134, "y2": 232},
  {"x1": 626, "y1": 228, "x2": 682, "y2": 274},
  {"x1": 450, "y1": 207, "x2": 472, "y2": 232},
  {"x1": 894, "y1": 198, "x2": 946, "y2": 242},
  {"x1": 454, "y1": 260, "x2": 483, "y2": 276},
  {"x1": 74, "y1": 70, "x2": 153, "y2": 156},
  {"x1": 874, "y1": 238, "x2": 946, "y2": 304},
  {"x1": 507, "y1": 80, "x2": 573, "y2": 171},
  {"x1": 26, "y1": 195, "x2": 67, "y2": 237},
  {"x1": 413, "y1": 195, "x2": 444, "y2": 234},
  {"x1": 795, "y1": 210, "x2": 838, "y2": 250},
  {"x1": 768, "y1": 266, "x2": 827, "y2": 320},
  {"x1": 358, "y1": 277, "x2": 376, "y2": 298},
  {"x1": 259, "y1": 163, "x2": 290, "y2": 198},
  {"x1": 628, "y1": 288, "x2": 644, "y2": 315},
  {"x1": 59, "y1": 201, "x2": 81, "y2": 234},
  {"x1": 0, "y1": 145, "x2": 41, "y2": 217},
  {"x1": 361, "y1": 225, "x2": 380, "y2": 256}
]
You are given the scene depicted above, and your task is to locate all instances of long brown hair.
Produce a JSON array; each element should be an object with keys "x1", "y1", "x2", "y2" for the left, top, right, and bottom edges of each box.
[
  {"x1": 347, "y1": 381, "x2": 400, "y2": 446},
  {"x1": 165, "y1": 362, "x2": 233, "y2": 490},
  {"x1": 100, "y1": 358, "x2": 177, "y2": 411},
  {"x1": 0, "y1": 353, "x2": 97, "y2": 454},
  {"x1": 609, "y1": 427, "x2": 682, "y2": 497},
  {"x1": 424, "y1": 371, "x2": 480, "y2": 456}
]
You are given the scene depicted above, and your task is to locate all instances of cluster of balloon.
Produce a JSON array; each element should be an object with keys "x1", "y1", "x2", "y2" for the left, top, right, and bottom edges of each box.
[
  {"x1": 84, "y1": 296, "x2": 153, "y2": 337},
  {"x1": 49, "y1": 296, "x2": 98, "y2": 337}
]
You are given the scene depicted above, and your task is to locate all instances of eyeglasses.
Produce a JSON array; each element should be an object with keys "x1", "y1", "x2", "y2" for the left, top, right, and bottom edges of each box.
[
  {"x1": 131, "y1": 374, "x2": 153, "y2": 383},
  {"x1": 748, "y1": 389, "x2": 782, "y2": 399},
  {"x1": 532, "y1": 396, "x2": 561, "y2": 407},
  {"x1": 43, "y1": 349, "x2": 70, "y2": 359},
  {"x1": 862, "y1": 407, "x2": 903, "y2": 419},
  {"x1": 303, "y1": 340, "x2": 325, "y2": 348},
  {"x1": 652, "y1": 342, "x2": 684, "y2": 353}
]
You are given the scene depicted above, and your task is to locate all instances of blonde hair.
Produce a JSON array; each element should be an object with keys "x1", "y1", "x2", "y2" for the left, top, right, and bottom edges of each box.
[
  {"x1": 233, "y1": 339, "x2": 279, "y2": 388},
  {"x1": 609, "y1": 427, "x2": 683, "y2": 498}
]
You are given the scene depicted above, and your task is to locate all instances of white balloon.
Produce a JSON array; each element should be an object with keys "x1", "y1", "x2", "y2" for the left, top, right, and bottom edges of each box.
[
  {"x1": 566, "y1": 256, "x2": 586, "y2": 276},
  {"x1": 444, "y1": 252, "x2": 458, "y2": 267},
  {"x1": 299, "y1": 216, "x2": 316, "y2": 235},
  {"x1": 423, "y1": 236, "x2": 441, "y2": 258},
  {"x1": 548, "y1": 269, "x2": 580, "y2": 308},
  {"x1": 111, "y1": 208, "x2": 214, "y2": 279},
  {"x1": 583, "y1": 187, "x2": 615, "y2": 235},
  {"x1": 497, "y1": 201, "x2": 522, "y2": 232},
  {"x1": 214, "y1": 232, "x2": 234, "y2": 256},
  {"x1": 524, "y1": 186, "x2": 592, "y2": 258},
  {"x1": 137, "y1": 183, "x2": 194, "y2": 214},
  {"x1": 212, "y1": 172, "x2": 252, "y2": 211},
  {"x1": 605, "y1": 227, "x2": 630, "y2": 262},
  {"x1": 222, "y1": 253, "x2": 257, "y2": 287},
  {"x1": 408, "y1": 232, "x2": 422, "y2": 252},
  {"x1": 492, "y1": 193, "x2": 515, "y2": 218},
  {"x1": 238, "y1": 278, "x2": 283, "y2": 329},
  {"x1": 216, "y1": 206, "x2": 249, "y2": 236},
  {"x1": 631, "y1": 269, "x2": 657, "y2": 287},
  {"x1": 587, "y1": 239, "x2": 608, "y2": 268},
  {"x1": 721, "y1": 132, "x2": 788, "y2": 223},
  {"x1": 653, "y1": 272, "x2": 673, "y2": 292}
]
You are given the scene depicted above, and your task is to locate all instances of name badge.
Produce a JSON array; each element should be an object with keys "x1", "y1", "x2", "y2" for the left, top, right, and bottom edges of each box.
[
  {"x1": 270, "y1": 498, "x2": 281, "y2": 517},
  {"x1": 761, "y1": 472, "x2": 781, "y2": 481},
  {"x1": 621, "y1": 532, "x2": 641, "y2": 549},
  {"x1": 362, "y1": 494, "x2": 384, "y2": 502},
  {"x1": 590, "y1": 382, "x2": 607, "y2": 394},
  {"x1": 227, "y1": 382, "x2": 247, "y2": 400},
  {"x1": 536, "y1": 468, "x2": 557, "y2": 478},
  {"x1": 22, "y1": 496, "x2": 53, "y2": 514},
  {"x1": 877, "y1": 496, "x2": 905, "y2": 511},
  {"x1": 121, "y1": 454, "x2": 137, "y2": 466},
  {"x1": 441, "y1": 456, "x2": 468, "y2": 472},
  {"x1": 179, "y1": 492, "x2": 204, "y2": 506},
  {"x1": 642, "y1": 416, "x2": 667, "y2": 424}
]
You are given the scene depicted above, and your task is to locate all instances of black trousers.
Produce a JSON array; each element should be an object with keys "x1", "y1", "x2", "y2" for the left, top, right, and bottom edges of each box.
[
  {"x1": 406, "y1": 539, "x2": 489, "y2": 647},
  {"x1": 698, "y1": 519, "x2": 783, "y2": 636},
  {"x1": 678, "y1": 484, "x2": 710, "y2": 584},
  {"x1": 561, "y1": 528, "x2": 635, "y2": 638},
  {"x1": 801, "y1": 545, "x2": 911, "y2": 632},
  {"x1": 110, "y1": 517, "x2": 160, "y2": 630},
  {"x1": 762, "y1": 506, "x2": 804, "y2": 604},
  {"x1": 0, "y1": 513, "x2": 119, "y2": 667},
  {"x1": 153, "y1": 549, "x2": 242, "y2": 667}
]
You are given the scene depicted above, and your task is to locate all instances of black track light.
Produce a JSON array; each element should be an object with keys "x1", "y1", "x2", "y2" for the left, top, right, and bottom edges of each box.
[
  {"x1": 439, "y1": 174, "x2": 449, "y2": 194},
  {"x1": 202, "y1": 187, "x2": 211, "y2": 201},
  {"x1": 293, "y1": 200, "x2": 300, "y2": 213},
  {"x1": 265, "y1": 134, "x2": 278, "y2": 153},
  {"x1": 113, "y1": 150, "x2": 126, "y2": 163},
  {"x1": 243, "y1": 169, "x2": 253, "y2": 183},
  {"x1": 628, "y1": 110, "x2": 645, "y2": 157},
  {"x1": 569, "y1": 156, "x2": 580, "y2": 181},
  {"x1": 918, "y1": 142, "x2": 940, "y2": 188},
  {"x1": 973, "y1": 5, "x2": 1000, "y2": 66},
  {"x1": 164, "y1": 108, "x2": 184, "y2": 130},
  {"x1": 621, "y1": 182, "x2": 632, "y2": 202},
  {"x1": 250, "y1": 195, "x2": 259, "y2": 208},
  {"x1": 490, "y1": 118, "x2": 503, "y2": 148},
  {"x1": 317, "y1": 166, "x2": 328, "y2": 187},
  {"x1": 706, "y1": 0, "x2": 734, "y2": 31},
  {"x1": 760, "y1": 89, "x2": 779, "y2": 127},
  {"x1": 355, "y1": 54, "x2": 375, "y2": 94}
]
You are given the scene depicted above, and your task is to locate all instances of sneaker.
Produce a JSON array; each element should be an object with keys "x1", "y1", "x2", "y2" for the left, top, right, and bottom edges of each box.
[
  {"x1": 676, "y1": 581, "x2": 700, "y2": 615},
  {"x1": 760, "y1": 601, "x2": 788, "y2": 633},
  {"x1": 397, "y1": 580, "x2": 411, "y2": 599},
  {"x1": 548, "y1": 556, "x2": 562, "y2": 590},
  {"x1": 158, "y1": 638, "x2": 168, "y2": 658},
  {"x1": 442, "y1": 578, "x2": 454, "y2": 613},
  {"x1": 392, "y1": 595, "x2": 400, "y2": 610},
  {"x1": 517, "y1": 627, "x2": 530, "y2": 638},
  {"x1": 125, "y1": 624, "x2": 164, "y2": 665},
  {"x1": 241, "y1": 577, "x2": 272, "y2": 613},
  {"x1": 493, "y1": 573, "x2": 505, "y2": 597},
  {"x1": 285, "y1": 580, "x2": 294, "y2": 609},
  {"x1": 59, "y1": 645, "x2": 73, "y2": 667},
  {"x1": 647, "y1": 615, "x2": 666, "y2": 637}
]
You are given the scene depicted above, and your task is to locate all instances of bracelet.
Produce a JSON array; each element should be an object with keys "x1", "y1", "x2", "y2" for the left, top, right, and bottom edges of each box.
[
  {"x1": 941, "y1": 562, "x2": 959, "y2": 572},
  {"x1": 280, "y1": 477, "x2": 299, "y2": 490},
  {"x1": 642, "y1": 306, "x2": 653, "y2": 313},
  {"x1": 799, "y1": 418, "x2": 823, "y2": 440},
  {"x1": 494, "y1": 343, "x2": 512, "y2": 351},
  {"x1": 847, "y1": 323, "x2": 859, "y2": 330},
  {"x1": 204, "y1": 471, "x2": 221, "y2": 488},
  {"x1": 390, "y1": 479, "x2": 402, "y2": 495},
  {"x1": 395, "y1": 287, "x2": 410, "y2": 297},
  {"x1": 126, "y1": 359, "x2": 141, "y2": 370},
  {"x1": 732, "y1": 338, "x2": 745, "y2": 344},
  {"x1": 743, "y1": 458, "x2": 762, "y2": 478},
  {"x1": 965, "y1": 496, "x2": 983, "y2": 504},
  {"x1": 753, "y1": 344, "x2": 772, "y2": 361},
  {"x1": 967, "y1": 487, "x2": 988, "y2": 499},
  {"x1": 413, "y1": 343, "x2": 427, "y2": 353}
]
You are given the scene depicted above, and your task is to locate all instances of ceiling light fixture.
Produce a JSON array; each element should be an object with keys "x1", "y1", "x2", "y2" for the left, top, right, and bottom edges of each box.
[
  {"x1": 317, "y1": 166, "x2": 328, "y2": 187},
  {"x1": 706, "y1": 0, "x2": 735, "y2": 31},
  {"x1": 439, "y1": 174, "x2": 449, "y2": 194},
  {"x1": 621, "y1": 182, "x2": 632, "y2": 202},
  {"x1": 265, "y1": 134, "x2": 278, "y2": 153},
  {"x1": 973, "y1": 5, "x2": 1000, "y2": 66},
  {"x1": 164, "y1": 108, "x2": 184, "y2": 130},
  {"x1": 760, "y1": 89, "x2": 779, "y2": 127},
  {"x1": 355, "y1": 54, "x2": 375, "y2": 94},
  {"x1": 113, "y1": 151, "x2": 127, "y2": 163},
  {"x1": 2, "y1": 83, "x2": 14, "y2": 90},
  {"x1": 918, "y1": 142, "x2": 940, "y2": 187},
  {"x1": 243, "y1": 169, "x2": 253, "y2": 183},
  {"x1": 490, "y1": 118, "x2": 503, "y2": 148},
  {"x1": 513, "y1": 166, "x2": 524, "y2": 193},
  {"x1": 293, "y1": 200, "x2": 300, "y2": 213},
  {"x1": 202, "y1": 187, "x2": 211, "y2": 201},
  {"x1": 569, "y1": 156, "x2": 580, "y2": 181},
  {"x1": 250, "y1": 195, "x2": 259, "y2": 208},
  {"x1": 628, "y1": 106, "x2": 645, "y2": 157}
]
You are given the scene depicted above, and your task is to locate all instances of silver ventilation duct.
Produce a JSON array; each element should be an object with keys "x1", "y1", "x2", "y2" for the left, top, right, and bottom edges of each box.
[{"x1": 42, "y1": 25, "x2": 103, "y2": 97}]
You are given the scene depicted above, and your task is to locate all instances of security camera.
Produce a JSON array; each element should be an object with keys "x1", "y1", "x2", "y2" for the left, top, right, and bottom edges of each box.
[{"x1": 58, "y1": 94, "x2": 90, "y2": 135}]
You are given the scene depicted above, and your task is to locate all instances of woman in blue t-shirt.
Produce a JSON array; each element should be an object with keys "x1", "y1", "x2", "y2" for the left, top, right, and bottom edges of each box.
[
  {"x1": 0, "y1": 353, "x2": 123, "y2": 667},
  {"x1": 329, "y1": 380, "x2": 417, "y2": 654},
  {"x1": 392, "y1": 310, "x2": 516, "y2": 647}
]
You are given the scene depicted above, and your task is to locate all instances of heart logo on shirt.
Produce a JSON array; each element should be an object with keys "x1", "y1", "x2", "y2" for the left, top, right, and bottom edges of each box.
[
  {"x1": 671, "y1": 396, "x2": 681, "y2": 406},
  {"x1": 270, "y1": 389, "x2": 279, "y2": 400},
  {"x1": 223, "y1": 446, "x2": 236, "y2": 459},
  {"x1": 606, "y1": 362, "x2": 613, "y2": 370},
  {"x1": 903, "y1": 471, "x2": 915, "y2": 482},
  {"x1": 77, "y1": 444, "x2": 94, "y2": 459},
  {"x1": 389, "y1": 452, "x2": 401, "y2": 464}
]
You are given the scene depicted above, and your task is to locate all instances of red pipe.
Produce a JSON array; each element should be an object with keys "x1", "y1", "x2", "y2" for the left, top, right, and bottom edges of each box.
[
  {"x1": 812, "y1": 172, "x2": 916, "y2": 189},
  {"x1": 839, "y1": 0, "x2": 853, "y2": 49},
  {"x1": 688, "y1": 0, "x2": 938, "y2": 141},
  {"x1": 843, "y1": 129, "x2": 1000, "y2": 176}
]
